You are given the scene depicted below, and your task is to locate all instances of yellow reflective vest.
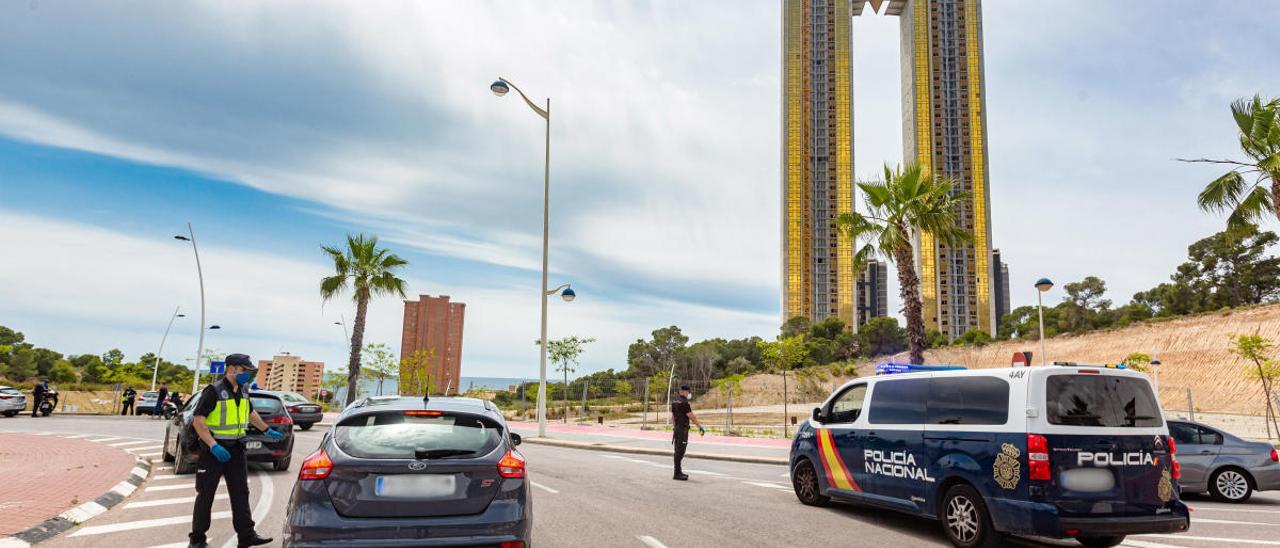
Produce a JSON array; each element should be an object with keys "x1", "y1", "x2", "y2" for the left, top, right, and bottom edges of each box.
[{"x1": 204, "y1": 380, "x2": 250, "y2": 440}]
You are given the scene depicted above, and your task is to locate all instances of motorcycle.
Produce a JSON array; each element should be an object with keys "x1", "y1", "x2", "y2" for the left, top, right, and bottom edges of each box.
[
  {"x1": 161, "y1": 400, "x2": 179, "y2": 420},
  {"x1": 37, "y1": 389, "x2": 57, "y2": 416}
]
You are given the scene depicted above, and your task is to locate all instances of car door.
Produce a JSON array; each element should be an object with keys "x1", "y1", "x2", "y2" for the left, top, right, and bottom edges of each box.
[
  {"x1": 1168, "y1": 421, "x2": 1217, "y2": 490},
  {"x1": 820, "y1": 383, "x2": 869, "y2": 495},
  {"x1": 864, "y1": 377, "x2": 929, "y2": 510}
]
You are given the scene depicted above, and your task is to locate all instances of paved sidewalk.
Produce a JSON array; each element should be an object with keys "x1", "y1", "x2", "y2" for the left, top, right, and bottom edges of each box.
[
  {"x1": 506, "y1": 421, "x2": 790, "y2": 464},
  {"x1": 0, "y1": 433, "x2": 136, "y2": 536}
]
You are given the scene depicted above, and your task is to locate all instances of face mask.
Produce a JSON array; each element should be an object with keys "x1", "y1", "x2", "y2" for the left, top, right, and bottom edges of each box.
[{"x1": 235, "y1": 372, "x2": 253, "y2": 385}]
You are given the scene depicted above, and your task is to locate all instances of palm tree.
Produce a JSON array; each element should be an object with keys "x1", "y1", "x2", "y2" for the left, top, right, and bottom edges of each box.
[
  {"x1": 321, "y1": 234, "x2": 408, "y2": 406},
  {"x1": 1190, "y1": 94, "x2": 1280, "y2": 229},
  {"x1": 837, "y1": 163, "x2": 970, "y2": 365}
]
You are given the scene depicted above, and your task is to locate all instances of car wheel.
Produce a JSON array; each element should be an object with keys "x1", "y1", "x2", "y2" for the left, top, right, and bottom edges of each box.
[
  {"x1": 939, "y1": 484, "x2": 1002, "y2": 548},
  {"x1": 162, "y1": 429, "x2": 176, "y2": 463},
  {"x1": 273, "y1": 455, "x2": 292, "y2": 472},
  {"x1": 2, "y1": 411, "x2": 16, "y2": 417},
  {"x1": 1077, "y1": 536, "x2": 1125, "y2": 547},
  {"x1": 791, "y1": 458, "x2": 830, "y2": 507},
  {"x1": 299, "y1": 423, "x2": 313, "y2": 431},
  {"x1": 1209, "y1": 467, "x2": 1253, "y2": 503},
  {"x1": 173, "y1": 434, "x2": 197, "y2": 475}
]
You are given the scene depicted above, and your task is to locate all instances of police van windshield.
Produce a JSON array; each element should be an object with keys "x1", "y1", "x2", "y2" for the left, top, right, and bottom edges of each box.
[{"x1": 1046, "y1": 374, "x2": 1162, "y2": 428}]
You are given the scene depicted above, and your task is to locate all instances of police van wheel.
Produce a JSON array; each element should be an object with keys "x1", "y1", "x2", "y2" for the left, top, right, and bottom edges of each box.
[
  {"x1": 1209, "y1": 467, "x2": 1253, "y2": 503},
  {"x1": 791, "y1": 459, "x2": 829, "y2": 507},
  {"x1": 1076, "y1": 536, "x2": 1125, "y2": 547},
  {"x1": 939, "y1": 484, "x2": 1001, "y2": 548}
]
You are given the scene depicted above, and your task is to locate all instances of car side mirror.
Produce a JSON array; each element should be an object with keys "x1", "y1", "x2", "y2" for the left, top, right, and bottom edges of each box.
[
  {"x1": 510, "y1": 432, "x2": 522, "y2": 446},
  {"x1": 812, "y1": 407, "x2": 823, "y2": 423}
]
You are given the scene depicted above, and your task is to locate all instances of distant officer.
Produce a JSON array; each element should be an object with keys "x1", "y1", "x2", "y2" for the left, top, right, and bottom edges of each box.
[
  {"x1": 30, "y1": 379, "x2": 47, "y2": 418},
  {"x1": 670, "y1": 384, "x2": 705, "y2": 481},
  {"x1": 154, "y1": 382, "x2": 169, "y2": 419},
  {"x1": 121, "y1": 386, "x2": 137, "y2": 416},
  {"x1": 187, "y1": 354, "x2": 279, "y2": 548}
]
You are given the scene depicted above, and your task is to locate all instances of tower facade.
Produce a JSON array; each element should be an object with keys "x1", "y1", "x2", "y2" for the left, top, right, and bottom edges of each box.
[
  {"x1": 400, "y1": 294, "x2": 466, "y2": 395},
  {"x1": 855, "y1": 259, "x2": 889, "y2": 327},
  {"x1": 780, "y1": 0, "x2": 855, "y2": 328}
]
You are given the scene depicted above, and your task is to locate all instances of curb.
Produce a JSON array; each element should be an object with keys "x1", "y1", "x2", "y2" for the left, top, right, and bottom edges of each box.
[
  {"x1": 522, "y1": 437, "x2": 789, "y2": 466},
  {"x1": 0, "y1": 456, "x2": 152, "y2": 547}
]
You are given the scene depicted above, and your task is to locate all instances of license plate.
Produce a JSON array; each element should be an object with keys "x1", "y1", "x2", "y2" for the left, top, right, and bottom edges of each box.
[
  {"x1": 302, "y1": 406, "x2": 318, "y2": 413},
  {"x1": 375, "y1": 474, "x2": 456, "y2": 498},
  {"x1": 245, "y1": 441, "x2": 262, "y2": 449}
]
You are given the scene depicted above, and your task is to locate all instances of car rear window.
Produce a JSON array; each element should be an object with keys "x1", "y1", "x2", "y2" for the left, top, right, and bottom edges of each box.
[
  {"x1": 0, "y1": 388, "x2": 21, "y2": 395},
  {"x1": 335, "y1": 412, "x2": 502, "y2": 459},
  {"x1": 250, "y1": 396, "x2": 284, "y2": 413},
  {"x1": 1046, "y1": 374, "x2": 1162, "y2": 427}
]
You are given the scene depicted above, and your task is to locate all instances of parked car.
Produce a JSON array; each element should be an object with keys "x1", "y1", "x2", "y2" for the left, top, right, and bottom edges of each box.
[
  {"x1": 271, "y1": 391, "x2": 324, "y2": 430},
  {"x1": 281, "y1": 395, "x2": 530, "y2": 548},
  {"x1": 162, "y1": 390, "x2": 296, "y2": 474},
  {"x1": 135, "y1": 391, "x2": 161, "y2": 415},
  {"x1": 0, "y1": 386, "x2": 27, "y2": 417},
  {"x1": 1167, "y1": 419, "x2": 1280, "y2": 502}
]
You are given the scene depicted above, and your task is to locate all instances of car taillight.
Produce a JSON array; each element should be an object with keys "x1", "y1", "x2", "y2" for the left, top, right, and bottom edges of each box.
[
  {"x1": 1027, "y1": 434, "x2": 1050, "y2": 481},
  {"x1": 270, "y1": 414, "x2": 293, "y2": 425},
  {"x1": 497, "y1": 450, "x2": 525, "y2": 479},
  {"x1": 0, "y1": 395, "x2": 12, "y2": 399},
  {"x1": 1271, "y1": 448, "x2": 1278, "y2": 463},
  {"x1": 299, "y1": 449, "x2": 332, "y2": 480},
  {"x1": 1168, "y1": 436, "x2": 1181, "y2": 479},
  {"x1": 288, "y1": 405, "x2": 301, "y2": 413},
  {"x1": 500, "y1": 542, "x2": 525, "y2": 548}
]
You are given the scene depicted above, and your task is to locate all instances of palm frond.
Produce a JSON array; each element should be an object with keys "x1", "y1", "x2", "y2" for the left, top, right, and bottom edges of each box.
[
  {"x1": 1197, "y1": 170, "x2": 1248, "y2": 214},
  {"x1": 1226, "y1": 185, "x2": 1274, "y2": 231},
  {"x1": 319, "y1": 274, "x2": 349, "y2": 302}
]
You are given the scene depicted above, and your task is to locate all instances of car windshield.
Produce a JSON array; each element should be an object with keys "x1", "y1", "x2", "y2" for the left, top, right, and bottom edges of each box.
[
  {"x1": 250, "y1": 396, "x2": 284, "y2": 413},
  {"x1": 280, "y1": 393, "x2": 308, "y2": 403},
  {"x1": 334, "y1": 412, "x2": 501, "y2": 459},
  {"x1": 1046, "y1": 374, "x2": 1162, "y2": 427}
]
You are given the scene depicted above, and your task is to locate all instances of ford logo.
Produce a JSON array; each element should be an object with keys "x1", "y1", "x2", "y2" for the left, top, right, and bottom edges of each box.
[{"x1": 408, "y1": 461, "x2": 427, "y2": 471}]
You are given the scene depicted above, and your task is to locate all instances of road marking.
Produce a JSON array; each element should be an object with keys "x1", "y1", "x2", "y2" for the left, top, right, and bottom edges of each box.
[
  {"x1": 155, "y1": 465, "x2": 173, "y2": 471},
  {"x1": 110, "y1": 440, "x2": 155, "y2": 447},
  {"x1": 218, "y1": 470, "x2": 273, "y2": 548},
  {"x1": 1191, "y1": 517, "x2": 1280, "y2": 526},
  {"x1": 1190, "y1": 506, "x2": 1280, "y2": 514},
  {"x1": 127, "y1": 445, "x2": 163, "y2": 453},
  {"x1": 684, "y1": 469, "x2": 725, "y2": 476},
  {"x1": 1140, "y1": 534, "x2": 1280, "y2": 546},
  {"x1": 70, "y1": 511, "x2": 231, "y2": 536},
  {"x1": 1121, "y1": 540, "x2": 1190, "y2": 548},
  {"x1": 58, "y1": 501, "x2": 108, "y2": 524},
  {"x1": 125, "y1": 494, "x2": 228, "y2": 509},
  {"x1": 146, "y1": 543, "x2": 190, "y2": 548},
  {"x1": 62, "y1": 434, "x2": 92, "y2": 439},
  {"x1": 138, "y1": 452, "x2": 163, "y2": 458},
  {"x1": 531, "y1": 481, "x2": 559, "y2": 494},
  {"x1": 779, "y1": 472, "x2": 790, "y2": 478},
  {"x1": 34, "y1": 432, "x2": 56, "y2": 436},
  {"x1": 0, "y1": 537, "x2": 32, "y2": 547},
  {"x1": 147, "y1": 474, "x2": 186, "y2": 482},
  {"x1": 637, "y1": 536, "x2": 668, "y2": 548},
  {"x1": 743, "y1": 481, "x2": 791, "y2": 491},
  {"x1": 146, "y1": 483, "x2": 195, "y2": 492},
  {"x1": 130, "y1": 466, "x2": 149, "y2": 479},
  {"x1": 88, "y1": 437, "x2": 123, "y2": 442},
  {"x1": 111, "y1": 481, "x2": 138, "y2": 497}
]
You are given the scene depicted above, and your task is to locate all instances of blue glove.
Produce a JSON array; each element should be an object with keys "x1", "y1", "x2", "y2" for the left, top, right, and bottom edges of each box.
[
  {"x1": 264, "y1": 428, "x2": 285, "y2": 441},
  {"x1": 210, "y1": 443, "x2": 231, "y2": 463},
  {"x1": 698, "y1": 426, "x2": 706, "y2": 436}
]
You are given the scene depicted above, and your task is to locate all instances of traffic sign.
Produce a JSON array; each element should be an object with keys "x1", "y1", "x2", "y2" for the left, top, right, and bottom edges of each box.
[{"x1": 209, "y1": 360, "x2": 226, "y2": 374}]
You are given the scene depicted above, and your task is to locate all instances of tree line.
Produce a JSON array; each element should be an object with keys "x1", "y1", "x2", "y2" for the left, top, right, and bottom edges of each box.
[{"x1": 0, "y1": 325, "x2": 195, "y2": 390}]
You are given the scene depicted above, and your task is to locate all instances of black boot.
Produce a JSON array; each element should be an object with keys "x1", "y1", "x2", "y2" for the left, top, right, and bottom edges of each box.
[
  {"x1": 238, "y1": 534, "x2": 273, "y2": 547},
  {"x1": 188, "y1": 543, "x2": 211, "y2": 548},
  {"x1": 673, "y1": 472, "x2": 689, "y2": 481}
]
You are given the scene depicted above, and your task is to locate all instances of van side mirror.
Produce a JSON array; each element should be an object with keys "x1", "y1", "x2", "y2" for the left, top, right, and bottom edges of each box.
[
  {"x1": 812, "y1": 407, "x2": 823, "y2": 423},
  {"x1": 510, "y1": 432, "x2": 522, "y2": 446}
]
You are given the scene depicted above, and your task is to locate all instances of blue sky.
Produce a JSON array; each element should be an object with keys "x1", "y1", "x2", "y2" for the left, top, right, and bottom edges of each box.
[{"x1": 1, "y1": 1, "x2": 1277, "y2": 377}]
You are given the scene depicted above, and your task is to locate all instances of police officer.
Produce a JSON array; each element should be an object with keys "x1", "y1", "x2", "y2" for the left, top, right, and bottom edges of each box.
[
  {"x1": 187, "y1": 354, "x2": 279, "y2": 548},
  {"x1": 670, "y1": 384, "x2": 705, "y2": 481},
  {"x1": 121, "y1": 386, "x2": 137, "y2": 416},
  {"x1": 30, "y1": 379, "x2": 47, "y2": 418}
]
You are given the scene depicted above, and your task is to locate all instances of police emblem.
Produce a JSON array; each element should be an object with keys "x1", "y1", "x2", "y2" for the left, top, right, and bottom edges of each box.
[
  {"x1": 220, "y1": 390, "x2": 230, "y2": 399},
  {"x1": 1158, "y1": 470, "x2": 1173, "y2": 502},
  {"x1": 994, "y1": 443, "x2": 1021, "y2": 490}
]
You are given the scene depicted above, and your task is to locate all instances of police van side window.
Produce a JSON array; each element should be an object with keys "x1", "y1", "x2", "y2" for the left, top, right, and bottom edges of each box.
[
  {"x1": 868, "y1": 379, "x2": 928, "y2": 424},
  {"x1": 927, "y1": 377, "x2": 1009, "y2": 425},
  {"x1": 829, "y1": 384, "x2": 867, "y2": 423}
]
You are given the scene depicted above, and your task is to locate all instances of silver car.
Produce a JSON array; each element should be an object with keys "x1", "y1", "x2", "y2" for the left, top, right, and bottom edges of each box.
[
  {"x1": 1168, "y1": 420, "x2": 1280, "y2": 502},
  {"x1": 0, "y1": 386, "x2": 27, "y2": 417}
]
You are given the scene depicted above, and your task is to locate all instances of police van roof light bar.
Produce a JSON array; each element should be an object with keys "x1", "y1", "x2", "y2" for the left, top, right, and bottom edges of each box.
[
  {"x1": 875, "y1": 363, "x2": 968, "y2": 375},
  {"x1": 1051, "y1": 361, "x2": 1127, "y2": 370}
]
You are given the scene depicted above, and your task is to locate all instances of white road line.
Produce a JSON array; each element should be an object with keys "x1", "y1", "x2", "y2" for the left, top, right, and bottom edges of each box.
[
  {"x1": 147, "y1": 474, "x2": 186, "y2": 482},
  {"x1": 1191, "y1": 517, "x2": 1280, "y2": 526},
  {"x1": 1140, "y1": 534, "x2": 1280, "y2": 546},
  {"x1": 531, "y1": 481, "x2": 559, "y2": 494},
  {"x1": 779, "y1": 472, "x2": 790, "y2": 478},
  {"x1": 146, "y1": 483, "x2": 195, "y2": 492},
  {"x1": 637, "y1": 535, "x2": 668, "y2": 548},
  {"x1": 218, "y1": 470, "x2": 273, "y2": 548},
  {"x1": 127, "y1": 445, "x2": 164, "y2": 453},
  {"x1": 34, "y1": 432, "x2": 56, "y2": 436},
  {"x1": 88, "y1": 437, "x2": 123, "y2": 443},
  {"x1": 684, "y1": 469, "x2": 725, "y2": 476},
  {"x1": 62, "y1": 434, "x2": 92, "y2": 439},
  {"x1": 1190, "y1": 506, "x2": 1280, "y2": 514},
  {"x1": 146, "y1": 543, "x2": 190, "y2": 548},
  {"x1": 69, "y1": 511, "x2": 231, "y2": 537},
  {"x1": 125, "y1": 494, "x2": 228, "y2": 509},
  {"x1": 1121, "y1": 540, "x2": 1191, "y2": 548},
  {"x1": 155, "y1": 465, "x2": 173, "y2": 471},
  {"x1": 110, "y1": 440, "x2": 156, "y2": 447},
  {"x1": 0, "y1": 537, "x2": 32, "y2": 548},
  {"x1": 743, "y1": 481, "x2": 791, "y2": 491},
  {"x1": 138, "y1": 452, "x2": 163, "y2": 458}
]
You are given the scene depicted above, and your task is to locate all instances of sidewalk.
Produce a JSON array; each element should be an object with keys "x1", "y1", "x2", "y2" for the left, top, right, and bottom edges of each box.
[
  {"x1": 506, "y1": 421, "x2": 791, "y2": 465},
  {"x1": 0, "y1": 433, "x2": 139, "y2": 538}
]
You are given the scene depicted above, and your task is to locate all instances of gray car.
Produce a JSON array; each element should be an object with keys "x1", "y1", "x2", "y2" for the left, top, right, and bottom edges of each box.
[
  {"x1": 0, "y1": 386, "x2": 27, "y2": 417},
  {"x1": 282, "y1": 395, "x2": 530, "y2": 547},
  {"x1": 1168, "y1": 419, "x2": 1280, "y2": 503}
]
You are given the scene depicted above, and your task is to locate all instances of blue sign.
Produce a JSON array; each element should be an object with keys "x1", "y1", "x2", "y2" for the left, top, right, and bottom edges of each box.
[
  {"x1": 209, "y1": 360, "x2": 226, "y2": 374},
  {"x1": 875, "y1": 363, "x2": 968, "y2": 375}
]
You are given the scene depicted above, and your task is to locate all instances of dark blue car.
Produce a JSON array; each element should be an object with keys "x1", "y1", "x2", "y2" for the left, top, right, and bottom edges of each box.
[
  {"x1": 282, "y1": 395, "x2": 531, "y2": 547},
  {"x1": 790, "y1": 364, "x2": 1190, "y2": 548}
]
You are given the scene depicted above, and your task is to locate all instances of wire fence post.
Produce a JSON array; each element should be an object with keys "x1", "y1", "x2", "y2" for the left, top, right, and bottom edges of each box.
[
  {"x1": 1186, "y1": 388, "x2": 1195, "y2": 422},
  {"x1": 725, "y1": 388, "x2": 732, "y2": 436},
  {"x1": 520, "y1": 385, "x2": 526, "y2": 419},
  {"x1": 641, "y1": 378, "x2": 650, "y2": 431},
  {"x1": 580, "y1": 380, "x2": 589, "y2": 423}
]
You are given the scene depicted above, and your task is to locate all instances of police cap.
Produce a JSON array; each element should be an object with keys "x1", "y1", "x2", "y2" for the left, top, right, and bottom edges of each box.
[
  {"x1": 679, "y1": 384, "x2": 691, "y2": 391},
  {"x1": 225, "y1": 353, "x2": 257, "y2": 370}
]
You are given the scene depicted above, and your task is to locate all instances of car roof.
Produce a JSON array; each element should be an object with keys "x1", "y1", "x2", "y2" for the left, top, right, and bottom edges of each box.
[
  {"x1": 340, "y1": 395, "x2": 502, "y2": 421},
  {"x1": 248, "y1": 391, "x2": 283, "y2": 400}
]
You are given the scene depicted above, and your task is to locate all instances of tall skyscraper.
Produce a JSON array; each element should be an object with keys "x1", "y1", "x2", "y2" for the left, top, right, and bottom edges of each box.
[
  {"x1": 855, "y1": 259, "x2": 889, "y2": 326},
  {"x1": 256, "y1": 353, "x2": 324, "y2": 399},
  {"x1": 992, "y1": 248, "x2": 1010, "y2": 331},
  {"x1": 780, "y1": 0, "x2": 855, "y2": 328},
  {"x1": 400, "y1": 294, "x2": 466, "y2": 395}
]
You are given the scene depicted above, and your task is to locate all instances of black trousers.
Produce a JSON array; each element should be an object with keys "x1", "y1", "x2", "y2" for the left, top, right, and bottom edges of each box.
[
  {"x1": 190, "y1": 441, "x2": 255, "y2": 544},
  {"x1": 672, "y1": 429, "x2": 689, "y2": 474},
  {"x1": 121, "y1": 401, "x2": 133, "y2": 415}
]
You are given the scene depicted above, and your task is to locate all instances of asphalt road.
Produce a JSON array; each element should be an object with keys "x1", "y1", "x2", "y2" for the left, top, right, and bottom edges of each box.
[{"x1": 2, "y1": 415, "x2": 1278, "y2": 548}]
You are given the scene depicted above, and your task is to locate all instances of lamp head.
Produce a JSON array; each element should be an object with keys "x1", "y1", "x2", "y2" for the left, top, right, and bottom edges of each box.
[
  {"x1": 560, "y1": 287, "x2": 576, "y2": 302},
  {"x1": 176, "y1": 314, "x2": 186, "y2": 318},
  {"x1": 209, "y1": 325, "x2": 221, "y2": 330},
  {"x1": 1035, "y1": 278, "x2": 1054, "y2": 292},
  {"x1": 490, "y1": 80, "x2": 510, "y2": 97},
  {"x1": 174, "y1": 235, "x2": 191, "y2": 241}
]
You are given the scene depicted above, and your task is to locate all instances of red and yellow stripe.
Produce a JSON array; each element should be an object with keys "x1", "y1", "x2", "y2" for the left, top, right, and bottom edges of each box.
[{"x1": 816, "y1": 428, "x2": 860, "y2": 491}]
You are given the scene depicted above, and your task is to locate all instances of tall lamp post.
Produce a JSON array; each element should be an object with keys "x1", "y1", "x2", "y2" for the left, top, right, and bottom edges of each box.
[
  {"x1": 1035, "y1": 278, "x2": 1054, "y2": 366},
  {"x1": 151, "y1": 307, "x2": 185, "y2": 391},
  {"x1": 191, "y1": 325, "x2": 221, "y2": 390},
  {"x1": 175, "y1": 223, "x2": 208, "y2": 395},
  {"x1": 491, "y1": 76, "x2": 575, "y2": 438}
]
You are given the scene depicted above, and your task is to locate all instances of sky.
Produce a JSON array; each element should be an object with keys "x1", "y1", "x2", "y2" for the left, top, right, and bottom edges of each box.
[{"x1": 0, "y1": 1, "x2": 1276, "y2": 378}]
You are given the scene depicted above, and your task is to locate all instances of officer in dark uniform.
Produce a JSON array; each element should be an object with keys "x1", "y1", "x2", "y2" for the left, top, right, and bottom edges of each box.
[
  {"x1": 670, "y1": 384, "x2": 705, "y2": 481},
  {"x1": 30, "y1": 379, "x2": 47, "y2": 418},
  {"x1": 121, "y1": 386, "x2": 137, "y2": 416},
  {"x1": 187, "y1": 353, "x2": 280, "y2": 548}
]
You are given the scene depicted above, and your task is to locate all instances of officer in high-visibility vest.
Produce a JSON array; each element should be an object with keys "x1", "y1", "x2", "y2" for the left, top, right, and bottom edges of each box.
[{"x1": 187, "y1": 353, "x2": 281, "y2": 548}]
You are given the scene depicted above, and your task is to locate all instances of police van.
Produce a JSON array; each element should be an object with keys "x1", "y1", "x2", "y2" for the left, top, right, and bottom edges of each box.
[{"x1": 789, "y1": 362, "x2": 1190, "y2": 548}]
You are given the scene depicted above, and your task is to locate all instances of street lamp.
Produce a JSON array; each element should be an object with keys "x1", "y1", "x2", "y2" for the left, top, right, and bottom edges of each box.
[
  {"x1": 191, "y1": 325, "x2": 221, "y2": 389},
  {"x1": 175, "y1": 224, "x2": 208, "y2": 395},
  {"x1": 1151, "y1": 358, "x2": 1162, "y2": 393},
  {"x1": 1035, "y1": 278, "x2": 1054, "y2": 366},
  {"x1": 151, "y1": 307, "x2": 185, "y2": 391},
  {"x1": 491, "y1": 75, "x2": 564, "y2": 438}
]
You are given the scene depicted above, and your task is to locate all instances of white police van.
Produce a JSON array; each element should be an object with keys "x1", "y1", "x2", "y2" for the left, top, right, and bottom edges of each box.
[{"x1": 789, "y1": 363, "x2": 1190, "y2": 548}]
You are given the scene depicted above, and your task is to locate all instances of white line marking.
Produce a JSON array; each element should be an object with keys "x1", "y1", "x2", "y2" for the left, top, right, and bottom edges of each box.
[
  {"x1": 637, "y1": 535, "x2": 668, "y2": 548},
  {"x1": 125, "y1": 494, "x2": 228, "y2": 509},
  {"x1": 743, "y1": 481, "x2": 791, "y2": 491},
  {"x1": 684, "y1": 469, "x2": 725, "y2": 476},
  {"x1": 218, "y1": 470, "x2": 272, "y2": 548},
  {"x1": 146, "y1": 474, "x2": 186, "y2": 482},
  {"x1": 111, "y1": 440, "x2": 155, "y2": 447},
  {"x1": 58, "y1": 501, "x2": 107, "y2": 524},
  {"x1": 145, "y1": 543, "x2": 189, "y2": 548},
  {"x1": 779, "y1": 472, "x2": 790, "y2": 478},
  {"x1": 88, "y1": 437, "x2": 123, "y2": 442},
  {"x1": 146, "y1": 483, "x2": 195, "y2": 492},
  {"x1": 126, "y1": 445, "x2": 163, "y2": 453},
  {"x1": 130, "y1": 466, "x2": 149, "y2": 479},
  {"x1": 138, "y1": 452, "x2": 163, "y2": 458},
  {"x1": 70, "y1": 511, "x2": 231, "y2": 536},
  {"x1": 1191, "y1": 517, "x2": 1280, "y2": 526},
  {"x1": 1120, "y1": 540, "x2": 1189, "y2": 548},
  {"x1": 61, "y1": 434, "x2": 91, "y2": 439},
  {"x1": 531, "y1": 481, "x2": 559, "y2": 494},
  {"x1": 34, "y1": 432, "x2": 56, "y2": 436},
  {"x1": 1190, "y1": 506, "x2": 1280, "y2": 514},
  {"x1": 154, "y1": 465, "x2": 172, "y2": 471},
  {"x1": 1140, "y1": 534, "x2": 1280, "y2": 546},
  {"x1": 0, "y1": 537, "x2": 33, "y2": 547}
]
